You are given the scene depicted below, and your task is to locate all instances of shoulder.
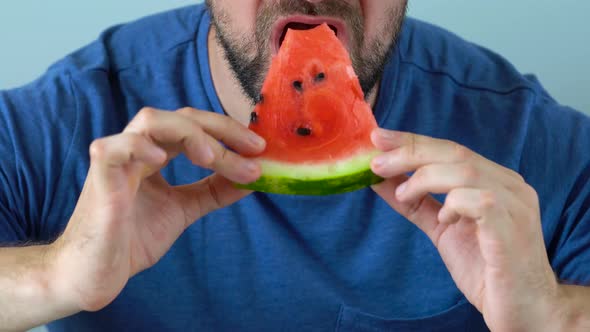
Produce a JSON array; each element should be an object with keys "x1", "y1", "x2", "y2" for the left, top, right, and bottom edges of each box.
[
  {"x1": 0, "y1": 5, "x2": 210, "y2": 241},
  {"x1": 391, "y1": 19, "x2": 590, "y2": 266},
  {"x1": 384, "y1": 17, "x2": 590, "y2": 204},
  {"x1": 388, "y1": 17, "x2": 587, "y2": 154},
  {"x1": 47, "y1": 4, "x2": 207, "y2": 76},
  {"x1": 0, "y1": 4, "x2": 212, "y2": 152},
  {"x1": 395, "y1": 18, "x2": 590, "y2": 187},
  {"x1": 397, "y1": 17, "x2": 539, "y2": 95}
]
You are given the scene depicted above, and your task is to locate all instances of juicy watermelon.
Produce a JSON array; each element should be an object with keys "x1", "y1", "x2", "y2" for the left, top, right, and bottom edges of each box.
[{"x1": 238, "y1": 23, "x2": 383, "y2": 195}]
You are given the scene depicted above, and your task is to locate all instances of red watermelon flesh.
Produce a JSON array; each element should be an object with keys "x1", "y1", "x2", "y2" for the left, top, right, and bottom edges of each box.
[
  {"x1": 238, "y1": 23, "x2": 383, "y2": 195},
  {"x1": 251, "y1": 24, "x2": 376, "y2": 162}
]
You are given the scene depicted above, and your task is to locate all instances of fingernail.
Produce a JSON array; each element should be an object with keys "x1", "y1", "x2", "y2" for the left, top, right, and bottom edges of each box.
[
  {"x1": 375, "y1": 128, "x2": 395, "y2": 140},
  {"x1": 203, "y1": 145, "x2": 215, "y2": 164},
  {"x1": 151, "y1": 146, "x2": 167, "y2": 161},
  {"x1": 372, "y1": 155, "x2": 386, "y2": 169},
  {"x1": 243, "y1": 160, "x2": 259, "y2": 174},
  {"x1": 249, "y1": 133, "x2": 266, "y2": 148},
  {"x1": 372, "y1": 129, "x2": 399, "y2": 150},
  {"x1": 396, "y1": 181, "x2": 407, "y2": 197}
]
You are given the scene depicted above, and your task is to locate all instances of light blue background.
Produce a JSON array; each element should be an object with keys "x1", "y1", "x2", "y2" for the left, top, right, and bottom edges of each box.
[{"x1": 0, "y1": 1, "x2": 583, "y2": 331}]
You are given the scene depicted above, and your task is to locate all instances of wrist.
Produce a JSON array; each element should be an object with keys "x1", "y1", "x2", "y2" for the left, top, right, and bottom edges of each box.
[
  {"x1": 551, "y1": 284, "x2": 588, "y2": 331},
  {"x1": 543, "y1": 284, "x2": 568, "y2": 332},
  {"x1": 0, "y1": 244, "x2": 80, "y2": 331},
  {"x1": 525, "y1": 272, "x2": 565, "y2": 332},
  {"x1": 45, "y1": 240, "x2": 84, "y2": 314},
  {"x1": 8, "y1": 244, "x2": 64, "y2": 310}
]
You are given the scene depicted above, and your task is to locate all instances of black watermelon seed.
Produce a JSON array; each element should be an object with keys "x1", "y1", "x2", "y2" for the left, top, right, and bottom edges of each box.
[
  {"x1": 293, "y1": 80, "x2": 303, "y2": 91},
  {"x1": 250, "y1": 112, "x2": 258, "y2": 124},
  {"x1": 315, "y1": 72, "x2": 325, "y2": 82},
  {"x1": 296, "y1": 127, "x2": 312, "y2": 136},
  {"x1": 256, "y1": 93, "x2": 264, "y2": 104}
]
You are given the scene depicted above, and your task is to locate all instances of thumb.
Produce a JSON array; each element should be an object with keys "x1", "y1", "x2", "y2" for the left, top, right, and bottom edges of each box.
[{"x1": 173, "y1": 173, "x2": 253, "y2": 227}]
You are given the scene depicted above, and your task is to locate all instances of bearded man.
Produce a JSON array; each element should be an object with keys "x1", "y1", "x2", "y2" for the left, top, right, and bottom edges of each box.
[{"x1": 1, "y1": 1, "x2": 589, "y2": 331}]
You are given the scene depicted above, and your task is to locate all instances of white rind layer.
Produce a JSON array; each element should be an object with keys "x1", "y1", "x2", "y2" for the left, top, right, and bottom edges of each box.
[{"x1": 255, "y1": 148, "x2": 381, "y2": 180}]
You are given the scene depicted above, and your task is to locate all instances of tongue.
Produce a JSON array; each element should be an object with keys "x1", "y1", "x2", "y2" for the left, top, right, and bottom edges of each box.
[{"x1": 279, "y1": 22, "x2": 338, "y2": 48}]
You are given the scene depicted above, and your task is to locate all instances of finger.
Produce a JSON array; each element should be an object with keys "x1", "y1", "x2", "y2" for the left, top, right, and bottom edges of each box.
[
  {"x1": 125, "y1": 108, "x2": 217, "y2": 165},
  {"x1": 437, "y1": 204, "x2": 463, "y2": 225},
  {"x1": 177, "y1": 107, "x2": 266, "y2": 155},
  {"x1": 371, "y1": 128, "x2": 451, "y2": 153},
  {"x1": 371, "y1": 129, "x2": 475, "y2": 178},
  {"x1": 205, "y1": 136, "x2": 262, "y2": 184},
  {"x1": 370, "y1": 129, "x2": 522, "y2": 183},
  {"x1": 88, "y1": 133, "x2": 168, "y2": 195},
  {"x1": 444, "y1": 188, "x2": 505, "y2": 221},
  {"x1": 124, "y1": 107, "x2": 261, "y2": 184},
  {"x1": 126, "y1": 107, "x2": 265, "y2": 155},
  {"x1": 90, "y1": 133, "x2": 167, "y2": 169},
  {"x1": 371, "y1": 176, "x2": 446, "y2": 245},
  {"x1": 173, "y1": 173, "x2": 253, "y2": 226},
  {"x1": 443, "y1": 187, "x2": 545, "y2": 271},
  {"x1": 395, "y1": 162, "x2": 504, "y2": 203},
  {"x1": 442, "y1": 188, "x2": 512, "y2": 242},
  {"x1": 441, "y1": 188, "x2": 524, "y2": 269},
  {"x1": 370, "y1": 128, "x2": 408, "y2": 151}
]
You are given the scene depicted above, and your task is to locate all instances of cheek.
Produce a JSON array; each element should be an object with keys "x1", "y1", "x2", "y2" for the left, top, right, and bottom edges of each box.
[
  {"x1": 213, "y1": 0, "x2": 259, "y2": 35},
  {"x1": 360, "y1": 0, "x2": 398, "y2": 43}
]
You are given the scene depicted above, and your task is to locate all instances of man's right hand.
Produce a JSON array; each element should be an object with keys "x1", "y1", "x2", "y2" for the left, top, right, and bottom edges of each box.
[{"x1": 49, "y1": 107, "x2": 265, "y2": 312}]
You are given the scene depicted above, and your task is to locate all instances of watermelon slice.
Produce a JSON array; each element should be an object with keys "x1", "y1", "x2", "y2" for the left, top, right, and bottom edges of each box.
[{"x1": 238, "y1": 23, "x2": 383, "y2": 195}]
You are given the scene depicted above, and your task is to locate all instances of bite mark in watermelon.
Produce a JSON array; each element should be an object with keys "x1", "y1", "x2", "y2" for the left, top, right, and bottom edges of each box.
[{"x1": 238, "y1": 23, "x2": 383, "y2": 195}]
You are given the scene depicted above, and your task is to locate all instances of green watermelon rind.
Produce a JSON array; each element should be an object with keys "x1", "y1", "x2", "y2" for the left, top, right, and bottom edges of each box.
[
  {"x1": 237, "y1": 168, "x2": 383, "y2": 195},
  {"x1": 235, "y1": 149, "x2": 384, "y2": 195}
]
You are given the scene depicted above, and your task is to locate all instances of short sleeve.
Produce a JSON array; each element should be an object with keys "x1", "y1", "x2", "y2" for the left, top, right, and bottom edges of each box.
[
  {"x1": 550, "y1": 163, "x2": 590, "y2": 285},
  {"x1": 0, "y1": 154, "x2": 25, "y2": 243},
  {"x1": 519, "y1": 94, "x2": 590, "y2": 285},
  {"x1": 0, "y1": 73, "x2": 79, "y2": 244}
]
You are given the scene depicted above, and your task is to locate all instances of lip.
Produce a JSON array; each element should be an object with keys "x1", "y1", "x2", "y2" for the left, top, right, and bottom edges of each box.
[{"x1": 270, "y1": 15, "x2": 350, "y2": 55}]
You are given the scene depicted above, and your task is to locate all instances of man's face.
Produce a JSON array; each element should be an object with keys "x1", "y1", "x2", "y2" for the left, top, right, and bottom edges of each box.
[{"x1": 206, "y1": 0, "x2": 408, "y2": 102}]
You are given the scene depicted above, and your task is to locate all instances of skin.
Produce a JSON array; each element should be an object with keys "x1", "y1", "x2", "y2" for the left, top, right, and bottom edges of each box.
[{"x1": 0, "y1": 1, "x2": 588, "y2": 331}]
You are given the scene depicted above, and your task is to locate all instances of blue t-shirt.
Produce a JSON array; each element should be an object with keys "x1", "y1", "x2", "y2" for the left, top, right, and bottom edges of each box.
[{"x1": 1, "y1": 4, "x2": 589, "y2": 332}]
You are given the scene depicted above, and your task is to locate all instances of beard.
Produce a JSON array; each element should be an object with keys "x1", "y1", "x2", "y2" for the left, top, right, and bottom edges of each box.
[{"x1": 206, "y1": 0, "x2": 408, "y2": 103}]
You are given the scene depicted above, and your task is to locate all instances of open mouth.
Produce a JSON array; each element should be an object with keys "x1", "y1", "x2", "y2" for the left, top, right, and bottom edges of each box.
[
  {"x1": 279, "y1": 22, "x2": 338, "y2": 47},
  {"x1": 271, "y1": 16, "x2": 349, "y2": 54}
]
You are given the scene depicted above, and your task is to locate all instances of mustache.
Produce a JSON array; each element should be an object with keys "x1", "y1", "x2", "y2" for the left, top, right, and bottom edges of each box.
[
  {"x1": 256, "y1": 0, "x2": 364, "y2": 50},
  {"x1": 259, "y1": 0, "x2": 358, "y2": 19}
]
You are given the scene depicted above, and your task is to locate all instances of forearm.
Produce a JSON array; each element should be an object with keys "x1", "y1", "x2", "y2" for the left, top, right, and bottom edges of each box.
[
  {"x1": 555, "y1": 284, "x2": 590, "y2": 331},
  {"x1": 0, "y1": 245, "x2": 78, "y2": 332}
]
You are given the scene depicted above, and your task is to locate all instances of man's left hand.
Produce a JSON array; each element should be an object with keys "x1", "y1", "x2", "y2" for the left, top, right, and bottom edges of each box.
[{"x1": 370, "y1": 127, "x2": 564, "y2": 331}]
